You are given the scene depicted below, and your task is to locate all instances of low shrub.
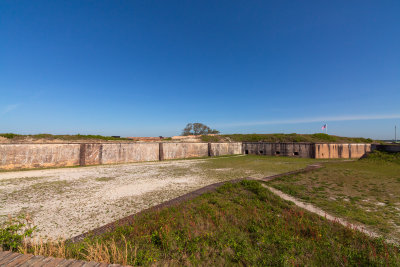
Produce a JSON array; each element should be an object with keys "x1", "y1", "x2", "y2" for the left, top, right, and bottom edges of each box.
[
  {"x1": 0, "y1": 215, "x2": 36, "y2": 251},
  {"x1": 0, "y1": 133, "x2": 20, "y2": 139},
  {"x1": 364, "y1": 150, "x2": 400, "y2": 164}
]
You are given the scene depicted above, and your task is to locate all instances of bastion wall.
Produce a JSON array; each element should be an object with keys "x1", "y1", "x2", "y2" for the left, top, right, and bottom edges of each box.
[
  {"x1": 0, "y1": 142, "x2": 375, "y2": 170},
  {"x1": 0, "y1": 142, "x2": 242, "y2": 170}
]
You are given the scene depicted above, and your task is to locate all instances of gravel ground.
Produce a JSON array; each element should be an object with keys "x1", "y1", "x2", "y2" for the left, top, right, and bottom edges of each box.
[{"x1": 0, "y1": 158, "x2": 244, "y2": 239}]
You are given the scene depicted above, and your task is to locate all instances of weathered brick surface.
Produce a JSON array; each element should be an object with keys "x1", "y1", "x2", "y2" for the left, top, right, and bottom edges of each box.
[
  {"x1": 0, "y1": 142, "x2": 245, "y2": 170},
  {"x1": 314, "y1": 143, "x2": 371, "y2": 159},
  {"x1": 0, "y1": 251, "x2": 129, "y2": 267},
  {"x1": 210, "y1": 142, "x2": 242, "y2": 156},
  {"x1": 0, "y1": 144, "x2": 80, "y2": 170},
  {"x1": 5, "y1": 254, "x2": 33, "y2": 266},
  {"x1": 101, "y1": 143, "x2": 159, "y2": 164},
  {"x1": 242, "y1": 142, "x2": 371, "y2": 159},
  {"x1": 162, "y1": 142, "x2": 209, "y2": 159},
  {"x1": 242, "y1": 142, "x2": 315, "y2": 158}
]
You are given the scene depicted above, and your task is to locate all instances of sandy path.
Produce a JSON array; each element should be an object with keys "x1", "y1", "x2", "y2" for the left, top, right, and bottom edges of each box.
[{"x1": 0, "y1": 159, "x2": 237, "y2": 239}]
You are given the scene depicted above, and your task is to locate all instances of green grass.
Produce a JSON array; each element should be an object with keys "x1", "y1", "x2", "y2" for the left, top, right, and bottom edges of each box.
[
  {"x1": 201, "y1": 133, "x2": 374, "y2": 143},
  {"x1": 27, "y1": 180, "x2": 400, "y2": 266},
  {"x1": 196, "y1": 155, "x2": 320, "y2": 179},
  {"x1": 268, "y1": 151, "x2": 400, "y2": 242},
  {"x1": 163, "y1": 154, "x2": 322, "y2": 180}
]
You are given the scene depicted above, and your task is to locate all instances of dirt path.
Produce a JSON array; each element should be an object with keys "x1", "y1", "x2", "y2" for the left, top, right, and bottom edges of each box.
[{"x1": 261, "y1": 184, "x2": 397, "y2": 244}]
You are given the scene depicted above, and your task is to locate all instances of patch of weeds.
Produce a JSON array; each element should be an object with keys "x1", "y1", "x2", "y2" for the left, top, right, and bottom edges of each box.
[
  {"x1": 31, "y1": 180, "x2": 71, "y2": 195},
  {"x1": 95, "y1": 177, "x2": 115, "y2": 182},
  {"x1": 0, "y1": 214, "x2": 36, "y2": 251}
]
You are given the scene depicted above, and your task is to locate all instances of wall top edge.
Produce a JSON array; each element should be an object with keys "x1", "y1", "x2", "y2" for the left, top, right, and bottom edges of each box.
[
  {"x1": 314, "y1": 143, "x2": 372, "y2": 145},
  {"x1": 0, "y1": 142, "x2": 241, "y2": 145},
  {"x1": 243, "y1": 142, "x2": 372, "y2": 145},
  {"x1": 0, "y1": 142, "x2": 371, "y2": 145}
]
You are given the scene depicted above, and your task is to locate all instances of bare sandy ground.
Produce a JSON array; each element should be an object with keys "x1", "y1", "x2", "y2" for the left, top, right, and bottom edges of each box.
[{"x1": 0, "y1": 159, "x2": 240, "y2": 239}]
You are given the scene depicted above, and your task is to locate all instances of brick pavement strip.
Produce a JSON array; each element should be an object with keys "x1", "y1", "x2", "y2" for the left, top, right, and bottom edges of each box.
[{"x1": 0, "y1": 251, "x2": 129, "y2": 266}]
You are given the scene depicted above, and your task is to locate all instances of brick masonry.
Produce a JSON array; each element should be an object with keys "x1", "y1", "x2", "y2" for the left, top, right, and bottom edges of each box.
[
  {"x1": 242, "y1": 142, "x2": 372, "y2": 159},
  {"x1": 0, "y1": 142, "x2": 242, "y2": 170},
  {"x1": 0, "y1": 142, "x2": 373, "y2": 170},
  {"x1": 0, "y1": 250, "x2": 129, "y2": 266}
]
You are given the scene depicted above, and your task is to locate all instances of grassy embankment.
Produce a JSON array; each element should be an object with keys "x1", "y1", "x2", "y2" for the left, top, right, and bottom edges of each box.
[
  {"x1": 201, "y1": 133, "x2": 374, "y2": 143},
  {"x1": 16, "y1": 180, "x2": 399, "y2": 266},
  {"x1": 0, "y1": 133, "x2": 131, "y2": 141},
  {"x1": 1, "y1": 132, "x2": 375, "y2": 143},
  {"x1": 268, "y1": 151, "x2": 400, "y2": 242}
]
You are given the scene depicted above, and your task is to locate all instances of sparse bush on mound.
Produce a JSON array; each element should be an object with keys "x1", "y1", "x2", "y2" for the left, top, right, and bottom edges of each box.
[
  {"x1": 310, "y1": 133, "x2": 337, "y2": 142},
  {"x1": 364, "y1": 150, "x2": 400, "y2": 164},
  {"x1": 0, "y1": 133, "x2": 21, "y2": 139}
]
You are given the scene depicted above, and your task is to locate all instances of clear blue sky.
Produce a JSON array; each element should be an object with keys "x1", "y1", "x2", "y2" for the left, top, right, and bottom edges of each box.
[{"x1": 1, "y1": 1, "x2": 399, "y2": 139}]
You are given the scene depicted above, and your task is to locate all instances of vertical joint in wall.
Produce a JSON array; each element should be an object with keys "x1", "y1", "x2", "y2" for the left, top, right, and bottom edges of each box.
[
  {"x1": 79, "y1": 144, "x2": 86, "y2": 166},
  {"x1": 348, "y1": 144, "x2": 352, "y2": 159},
  {"x1": 312, "y1": 143, "x2": 316, "y2": 159},
  {"x1": 99, "y1": 144, "x2": 103, "y2": 165},
  {"x1": 159, "y1": 142, "x2": 164, "y2": 161}
]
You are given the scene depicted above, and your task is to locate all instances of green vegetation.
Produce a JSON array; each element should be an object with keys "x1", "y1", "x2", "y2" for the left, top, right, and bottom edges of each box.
[
  {"x1": 196, "y1": 155, "x2": 319, "y2": 179},
  {"x1": 268, "y1": 151, "x2": 400, "y2": 242},
  {"x1": 21, "y1": 181, "x2": 400, "y2": 265},
  {"x1": 0, "y1": 133, "x2": 20, "y2": 139},
  {"x1": 201, "y1": 133, "x2": 374, "y2": 143},
  {"x1": 1, "y1": 215, "x2": 36, "y2": 251},
  {"x1": 1, "y1": 132, "x2": 375, "y2": 143},
  {"x1": 181, "y1": 122, "x2": 219, "y2": 136},
  {"x1": 156, "y1": 155, "x2": 320, "y2": 181},
  {"x1": 366, "y1": 150, "x2": 400, "y2": 164},
  {"x1": 0, "y1": 133, "x2": 131, "y2": 141}
]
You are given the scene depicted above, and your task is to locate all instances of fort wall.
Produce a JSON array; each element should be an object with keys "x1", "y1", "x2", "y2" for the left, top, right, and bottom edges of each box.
[
  {"x1": 0, "y1": 142, "x2": 242, "y2": 170},
  {"x1": 242, "y1": 142, "x2": 371, "y2": 159},
  {"x1": 242, "y1": 143, "x2": 315, "y2": 158},
  {"x1": 0, "y1": 142, "x2": 374, "y2": 170},
  {"x1": 162, "y1": 143, "x2": 209, "y2": 160},
  {"x1": 0, "y1": 144, "x2": 80, "y2": 169},
  {"x1": 314, "y1": 143, "x2": 371, "y2": 159},
  {"x1": 371, "y1": 144, "x2": 400, "y2": 153}
]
